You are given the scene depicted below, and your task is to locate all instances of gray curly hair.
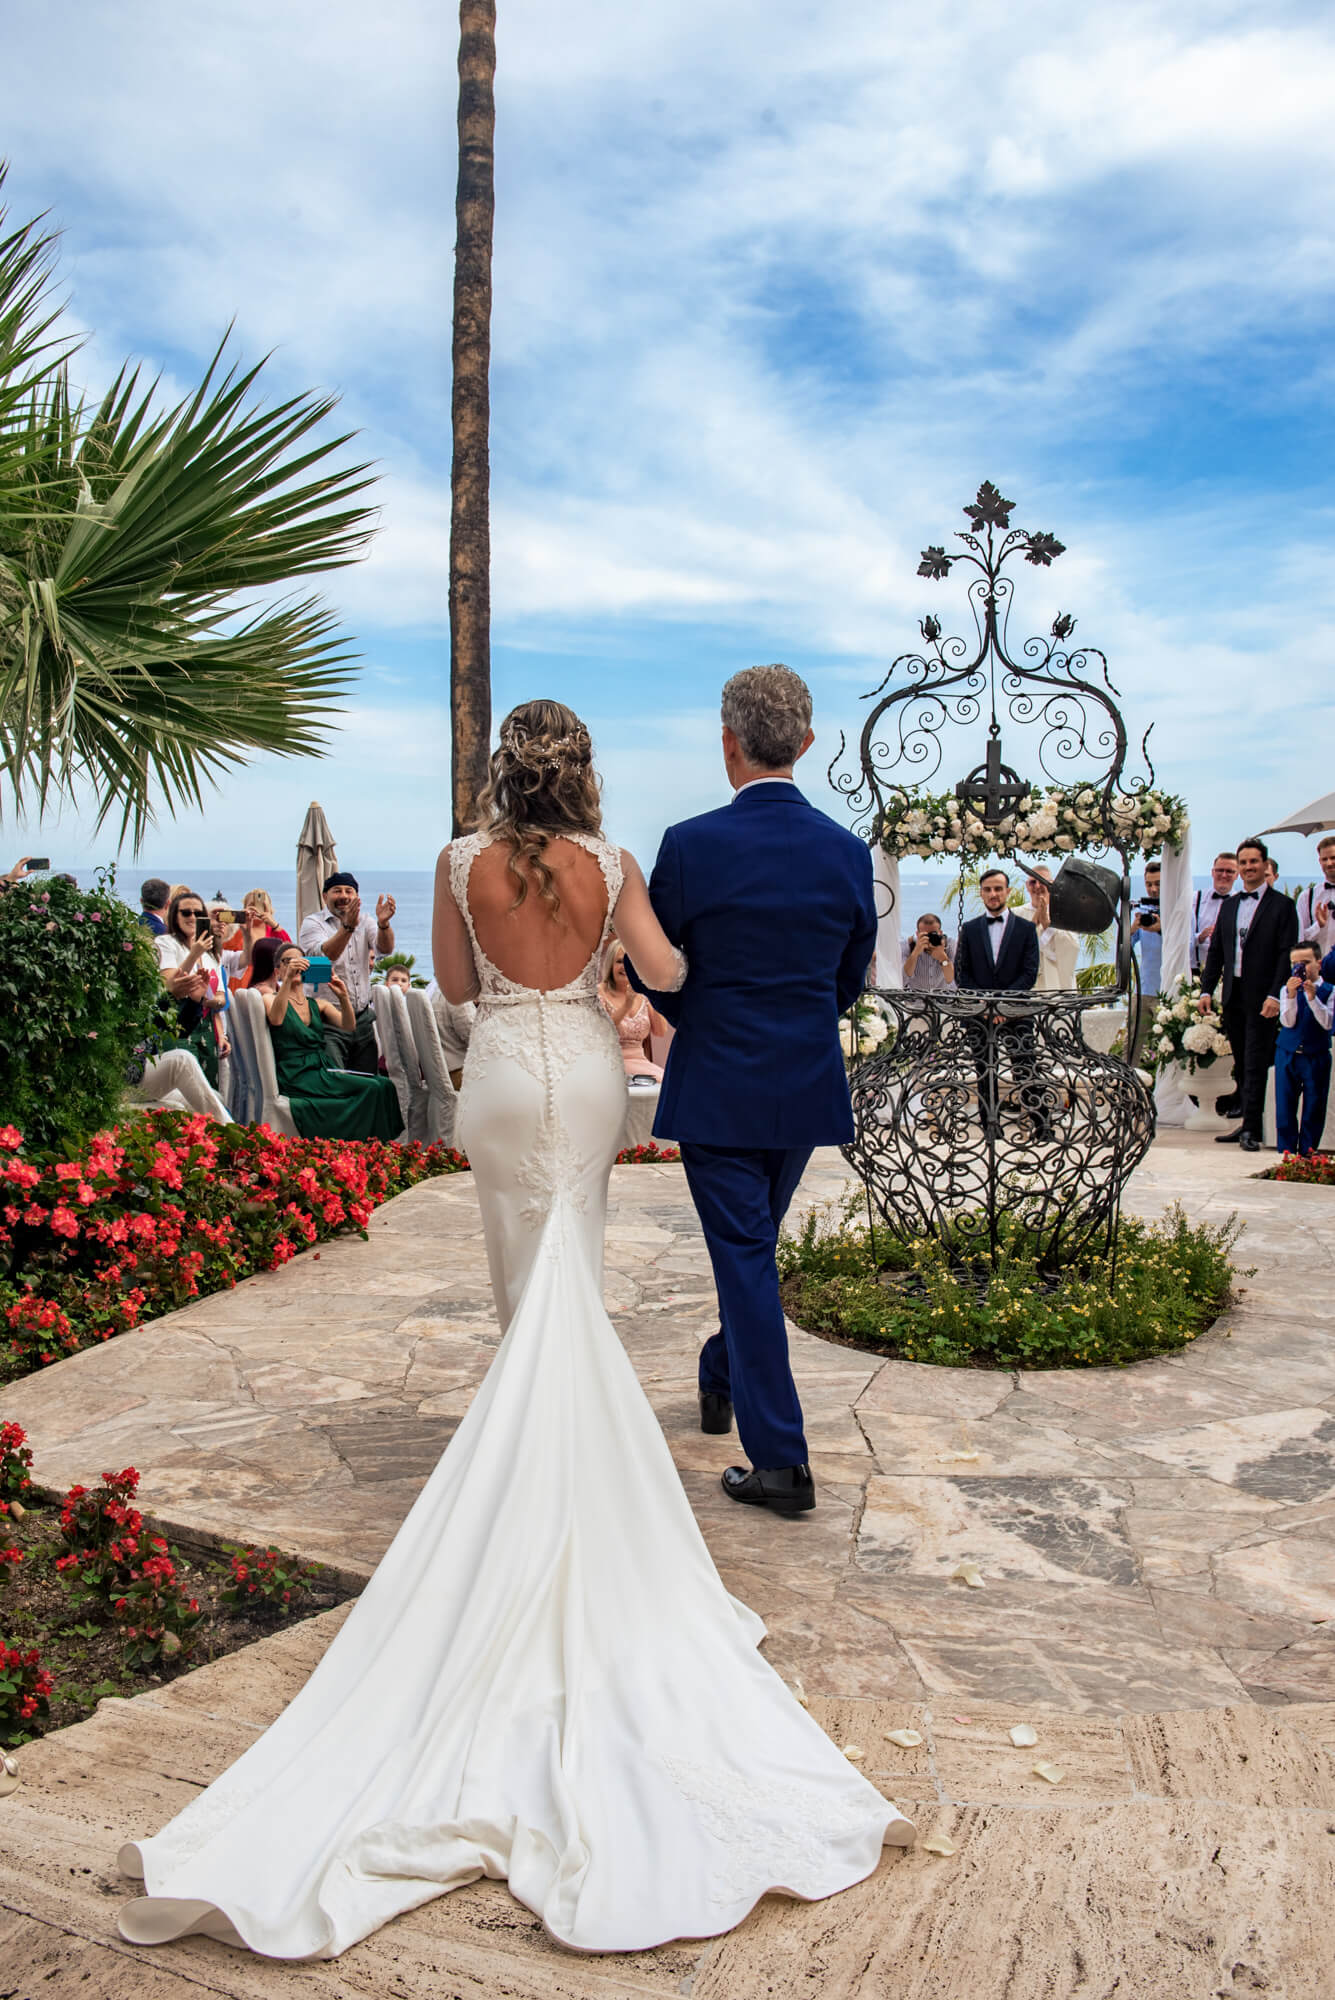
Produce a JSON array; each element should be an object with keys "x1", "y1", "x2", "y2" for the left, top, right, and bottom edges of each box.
[{"x1": 720, "y1": 664, "x2": 813, "y2": 770}]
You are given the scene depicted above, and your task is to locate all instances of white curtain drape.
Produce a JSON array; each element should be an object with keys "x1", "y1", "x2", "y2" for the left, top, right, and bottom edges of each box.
[{"x1": 872, "y1": 846, "x2": 902, "y2": 988}]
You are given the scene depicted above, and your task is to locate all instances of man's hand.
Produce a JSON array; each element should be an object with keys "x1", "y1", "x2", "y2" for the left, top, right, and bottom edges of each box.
[
  {"x1": 1318, "y1": 901, "x2": 1331, "y2": 926},
  {"x1": 1261, "y1": 995, "x2": 1280, "y2": 1020},
  {"x1": 1197, "y1": 993, "x2": 1213, "y2": 1015},
  {"x1": 1198, "y1": 922, "x2": 1215, "y2": 943},
  {"x1": 376, "y1": 894, "x2": 396, "y2": 928},
  {"x1": 341, "y1": 895, "x2": 362, "y2": 931},
  {"x1": 930, "y1": 941, "x2": 948, "y2": 963}
]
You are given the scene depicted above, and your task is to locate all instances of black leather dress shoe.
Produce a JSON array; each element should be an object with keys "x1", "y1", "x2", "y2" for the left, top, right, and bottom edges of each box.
[
  {"x1": 1239, "y1": 1132, "x2": 1261, "y2": 1152},
  {"x1": 1215, "y1": 1127, "x2": 1244, "y2": 1144},
  {"x1": 721, "y1": 1464, "x2": 815, "y2": 1515},
  {"x1": 699, "y1": 1391, "x2": 734, "y2": 1435}
]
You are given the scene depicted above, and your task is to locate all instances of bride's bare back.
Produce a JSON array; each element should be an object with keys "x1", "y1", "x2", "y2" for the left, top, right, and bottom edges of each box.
[{"x1": 466, "y1": 838, "x2": 609, "y2": 992}]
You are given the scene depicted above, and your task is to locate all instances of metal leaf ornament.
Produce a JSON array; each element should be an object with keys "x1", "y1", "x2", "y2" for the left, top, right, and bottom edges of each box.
[
  {"x1": 1024, "y1": 530, "x2": 1066, "y2": 567},
  {"x1": 1051, "y1": 611, "x2": 1076, "y2": 641},
  {"x1": 917, "y1": 545, "x2": 953, "y2": 580},
  {"x1": 920, "y1": 614, "x2": 942, "y2": 644},
  {"x1": 963, "y1": 481, "x2": 1015, "y2": 532}
]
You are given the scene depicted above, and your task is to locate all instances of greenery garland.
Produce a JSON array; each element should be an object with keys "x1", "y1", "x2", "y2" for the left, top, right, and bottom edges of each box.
[{"x1": 877, "y1": 780, "x2": 1189, "y2": 863}]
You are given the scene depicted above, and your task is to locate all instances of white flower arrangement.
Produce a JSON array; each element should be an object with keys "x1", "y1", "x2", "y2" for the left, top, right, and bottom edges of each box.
[
  {"x1": 841, "y1": 996, "x2": 892, "y2": 1067},
  {"x1": 877, "y1": 780, "x2": 1189, "y2": 863},
  {"x1": 1147, "y1": 973, "x2": 1232, "y2": 1076}
]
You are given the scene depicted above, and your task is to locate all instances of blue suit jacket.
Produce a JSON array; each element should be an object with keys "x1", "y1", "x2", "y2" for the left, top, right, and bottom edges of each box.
[{"x1": 631, "y1": 782, "x2": 877, "y2": 1148}]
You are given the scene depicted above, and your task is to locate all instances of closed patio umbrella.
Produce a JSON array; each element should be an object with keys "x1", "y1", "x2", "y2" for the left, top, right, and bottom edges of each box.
[
  {"x1": 1260, "y1": 789, "x2": 1335, "y2": 838},
  {"x1": 295, "y1": 801, "x2": 338, "y2": 939}
]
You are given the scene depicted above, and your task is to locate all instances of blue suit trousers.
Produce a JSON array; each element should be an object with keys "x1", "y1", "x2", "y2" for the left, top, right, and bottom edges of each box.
[
  {"x1": 1274, "y1": 1044, "x2": 1331, "y2": 1156},
  {"x1": 681, "y1": 1143, "x2": 812, "y2": 1470}
]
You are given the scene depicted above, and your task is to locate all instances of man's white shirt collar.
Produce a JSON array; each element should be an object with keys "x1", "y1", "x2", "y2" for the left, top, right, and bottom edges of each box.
[{"x1": 733, "y1": 776, "x2": 799, "y2": 798}]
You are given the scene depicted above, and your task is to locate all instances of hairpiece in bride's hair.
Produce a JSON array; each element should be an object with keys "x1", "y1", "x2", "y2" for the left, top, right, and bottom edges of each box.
[{"x1": 500, "y1": 723, "x2": 587, "y2": 770}]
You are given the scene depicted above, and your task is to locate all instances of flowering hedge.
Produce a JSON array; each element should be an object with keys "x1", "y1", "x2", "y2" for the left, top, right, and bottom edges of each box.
[
  {"x1": 1146, "y1": 974, "x2": 1232, "y2": 1076},
  {"x1": 0, "y1": 1113, "x2": 468, "y2": 1382},
  {"x1": 877, "y1": 781, "x2": 1188, "y2": 863},
  {"x1": 0, "y1": 871, "x2": 163, "y2": 1154}
]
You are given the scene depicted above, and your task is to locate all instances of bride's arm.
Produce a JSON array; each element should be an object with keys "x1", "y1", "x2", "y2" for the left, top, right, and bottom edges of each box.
[
  {"x1": 615, "y1": 849, "x2": 687, "y2": 1007},
  {"x1": 432, "y1": 846, "x2": 481, "y2": 1005}
]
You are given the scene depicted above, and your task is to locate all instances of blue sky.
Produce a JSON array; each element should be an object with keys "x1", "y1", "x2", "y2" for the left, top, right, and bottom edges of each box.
[{"x1": 1, "y1": 0, "x2": 1333, "y2": 888}]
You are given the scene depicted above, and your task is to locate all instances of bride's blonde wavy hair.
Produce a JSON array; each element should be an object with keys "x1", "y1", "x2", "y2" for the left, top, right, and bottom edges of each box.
[{"x1": 476, "y1": 699, "x2": 603, "y2": 916}]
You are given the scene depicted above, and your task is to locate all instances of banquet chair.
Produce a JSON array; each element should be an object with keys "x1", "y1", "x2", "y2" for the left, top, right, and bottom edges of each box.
[
  {"x1": 372, "y1": 985, "x2": 429, "y2": 1144},
  {"x1": 403, "y1": 987, "x2": 460, "y2": 1148},
  {"x1": 223, "y1": 994, "x2": 261, "y2": 1123},
  {"x1": 230, "y1": 990, "x2": 299, "y2": 1137}
]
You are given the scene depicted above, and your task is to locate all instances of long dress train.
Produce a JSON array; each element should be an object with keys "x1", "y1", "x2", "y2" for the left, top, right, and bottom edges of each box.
[{"x1": 116, "y1": 831, "x2": 913, "y2": 1960}]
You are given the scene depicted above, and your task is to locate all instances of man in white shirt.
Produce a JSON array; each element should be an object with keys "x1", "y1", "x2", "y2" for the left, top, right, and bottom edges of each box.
[
  {"x1": 298, "y1": 871, "x2": 397, "y2": 1072},
  {"x1": 1190, "y1": 852, "x2": 1240, "y2": 972},
  {"x1": 1019, "y1": 867, "x2": 1079, "y2": 992},
  {"x1": 1296, "y1": 836, "x2": 1335, "y2": 962}
]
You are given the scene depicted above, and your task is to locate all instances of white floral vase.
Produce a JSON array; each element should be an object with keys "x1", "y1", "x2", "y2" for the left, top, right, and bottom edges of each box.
[{"x1": 1176, "y1": 1057, "x2": 1236, "y2": 1133}]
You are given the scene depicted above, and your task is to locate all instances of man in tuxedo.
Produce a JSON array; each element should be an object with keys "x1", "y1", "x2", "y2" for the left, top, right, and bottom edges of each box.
[
  {"x1": 631, "y1": 665, "x2": 876, "y2": 1517},
  {"x1": 1199, "y1": 836, "x2": 1299, "y2": 1152},
  {"x1": 954, "y1": 870, "x2": 1046, "y2": 1138}
]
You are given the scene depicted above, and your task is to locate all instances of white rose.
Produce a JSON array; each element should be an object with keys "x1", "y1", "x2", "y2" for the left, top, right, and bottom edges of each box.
[
  {"x1": 1054, "y1": 834, "x2": 1074, "y2": 848},
  {"x1": 1182, "y1": 1022, "x2": 1215, "y2": 1055},
  {"x1": 840, "y1": 1019, "x2": 858, "y2": 1057},
  {"x1": 930, "y1": 836, "x2": 944, "y2": 850},
  {"x1": 945, "y1": 837, "x2": 960, "y2": 850},
  {"x1": 1211, "y1": 1032, "x2": 1232, "y2": 1056},
  {"x1": 1077, "y1": 788, "x2": 1096, "y2": 806},
  {"x1": 861, "y1": 1015, "x2": 888, "y2": 1046}
]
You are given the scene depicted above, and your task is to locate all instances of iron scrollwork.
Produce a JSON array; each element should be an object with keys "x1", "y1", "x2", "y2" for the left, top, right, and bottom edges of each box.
[{"x1": 832, "y1": 485, "x2": 1159, "y2": 1274}]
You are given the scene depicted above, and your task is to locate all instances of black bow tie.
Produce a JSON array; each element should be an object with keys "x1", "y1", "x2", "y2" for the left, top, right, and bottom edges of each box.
[
  {"x1": 986, "y1": 914, "x2": 1006, "y2": 925},
  {"x1": 1240, "y1": 891, "x2": 1259, "y2": 901}
]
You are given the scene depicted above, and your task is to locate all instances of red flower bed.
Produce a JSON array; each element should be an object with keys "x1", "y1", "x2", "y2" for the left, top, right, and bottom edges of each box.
[
  {"x1": 1272, "y1": 1150, "x2": 1335, "y2": 1186},
  {"x1": 0, "y1": 1113, "x2": 467, "y2": 1382},
  {"x1": 614, "y1": 1142, "x2": 681, "y2": 1166}
]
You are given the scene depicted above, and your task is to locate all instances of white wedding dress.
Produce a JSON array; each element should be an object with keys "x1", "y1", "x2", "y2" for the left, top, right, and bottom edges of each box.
[{"x1": 117, "y1": 831, "x2": 913, "y2": 1960}]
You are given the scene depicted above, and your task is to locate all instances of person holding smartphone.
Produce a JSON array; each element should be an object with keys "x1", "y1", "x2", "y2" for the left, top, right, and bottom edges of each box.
[
  {"x1": 154, "y1": 890, "x2": 229, "y2": 1086},
  {"x1": 1275, "y1": 942, "x2": 1333, "y2": 1157},
  {"x1": 264, "y1": 944, "x2": 403, "y2": 1141}
]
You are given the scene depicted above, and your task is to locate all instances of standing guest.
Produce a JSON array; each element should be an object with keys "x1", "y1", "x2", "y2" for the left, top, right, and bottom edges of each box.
[
  {"x1": 298, "y1": 871, "x2": 396, "y2": 1074},
  {"x1": 1019, "y1": 867, "x2": 1078, "y2": 993},
  {"x1": 954, "y1": 870, "x2": 1048, "y2": 1140},
  {"x1": 1130, "y1": 859, "x2": 1164, "y2": 1062},
  {"x1": 139, "y1": 878, "x2": 170, "y2": 935},
  {"x1": 221, "y1": 889, "x2": 290, "y2": 953},
  {"x1": 599, "y1": 940, "x2": 666, "y2": 1087},
  {"x1": 902, "y1": 913, "x2": 956, "y2": 992},
  {"x1": 425, "y1": 978, "x2": 475, "y2": 1092},
  {"x1": 1264, "y1": 858, "x2": 1280, "y2": 885},
  {"x1": 1199, "y1": 837, "x2": 1299, "y2": 1152},
  {"x1": 265, "y1": 944, "x2": 402, "y2": 1142},
  {"x1": 1190, "y1": 853, "x2": 1240, "y2": 972},
  {"x1": 1296, "y1": 836, "x2": 1335, "y2": 963},
  {"x1": 1275, "y1": 943, "x2": 1333, "y2": 1158},
  {"x1": 154, "y1": 891, "x2": 229, "y2": 1087}
]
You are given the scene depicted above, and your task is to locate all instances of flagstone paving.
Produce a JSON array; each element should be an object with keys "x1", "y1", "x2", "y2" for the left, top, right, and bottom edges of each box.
[{"x1": 3, "y1": 1130, "x2": 1335, "y2": 1995}]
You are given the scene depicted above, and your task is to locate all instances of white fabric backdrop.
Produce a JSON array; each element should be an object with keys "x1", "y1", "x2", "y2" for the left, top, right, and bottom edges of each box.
[{"x1": 873, "y1": 847, "x2": 902, "y2": 989}]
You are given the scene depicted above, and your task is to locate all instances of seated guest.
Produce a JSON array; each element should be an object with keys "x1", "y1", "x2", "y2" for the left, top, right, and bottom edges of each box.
[
  {"x1": 154, "y1": 891, "x2": 229, "y2": 1087},
  {"x1": 225, "y1": 934, "x2": 283, "y2": 991},
  {"x1": 902, "y1": 914, "x2": 956, "y2": 992},
  {"x1": 1296, "y1": 836, "x2": 1335, "y2": 963},
  {"x1": 425, "y1": 977, "x2": 475, "y2": 1092},
  {"x1": 598, "y1": 941, "x2": 666, "y2": 1087},
  {"x1": 126, "y1": 1044, "x2": 231, "y2": 1124},
  {"x1": 1018, "y1": 867, "x2": 1079, "y2": 992},
  {"x1": 1190, "y1": 852, "x2": 1240, "y2": 972},
  {"x1": 139, "y1": 877, "x2": 170, "y2": 935},
  {"x1": 298, "y1": 871, "x2": 396, "y2": 1074},
  {"x1": 265, "y1": 944, "x2": 402, "y2": 1142},
  {"x1": 1275, "y1": 942, "x2": 1333, "y2": 1157}
]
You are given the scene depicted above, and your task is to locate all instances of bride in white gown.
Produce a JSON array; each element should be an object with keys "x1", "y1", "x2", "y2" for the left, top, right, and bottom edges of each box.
[{"x1": 116, "y1": 701, "x2": 914, "y2": 1961}]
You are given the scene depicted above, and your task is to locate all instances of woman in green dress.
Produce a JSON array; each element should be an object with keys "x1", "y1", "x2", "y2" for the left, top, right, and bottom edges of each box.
[{"x1": 265, "y1": 945, "x2": 403, "y2": 1143}]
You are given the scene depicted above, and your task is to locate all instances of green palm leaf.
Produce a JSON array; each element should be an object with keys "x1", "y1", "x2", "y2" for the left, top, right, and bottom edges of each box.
[{"x1": 0, "y1": 171, "x2": 378, "y2": 849}]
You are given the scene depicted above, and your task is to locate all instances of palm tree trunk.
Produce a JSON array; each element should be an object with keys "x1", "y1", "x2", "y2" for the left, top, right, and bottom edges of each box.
[{"x1": 449, "y1": 0, "x2": 496, "y2": 836}]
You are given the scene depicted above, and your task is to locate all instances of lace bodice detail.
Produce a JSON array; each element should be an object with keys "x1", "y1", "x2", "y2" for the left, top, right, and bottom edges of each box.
[{"x1": 449, "y1": 830, "x2": 624, "y2": 1006}]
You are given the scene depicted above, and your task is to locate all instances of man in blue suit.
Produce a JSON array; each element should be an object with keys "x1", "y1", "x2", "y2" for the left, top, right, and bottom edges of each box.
[{"x1": 630, "y1": 665, "x2": 876, "y2": 1516}]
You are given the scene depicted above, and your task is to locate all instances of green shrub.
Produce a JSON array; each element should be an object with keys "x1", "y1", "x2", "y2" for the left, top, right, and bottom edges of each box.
[
  {"x1": 778, "y1": 1195, "x2": 1243, "y2": 1369},
  {"x1": 0, "y1": 872, "x2": 161, "y2": 1153}
]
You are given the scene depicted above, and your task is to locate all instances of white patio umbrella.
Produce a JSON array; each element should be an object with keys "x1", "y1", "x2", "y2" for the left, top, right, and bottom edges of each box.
[
  {"x1": 295, "y1": 801, "x2": 338, "y2": 939},
  {"x1": 1260, "y1": 789, "x2": 1335, "y2": 838}
]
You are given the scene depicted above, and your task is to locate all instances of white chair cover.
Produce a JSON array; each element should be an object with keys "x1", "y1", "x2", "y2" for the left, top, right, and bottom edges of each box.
[
  {"x1": 373, "y1": 986, "x2": 428, "y2": 1144},
  {"x1": 231, "y1": 990, "x2": 299, "y2": 1138},
  {"x1": 403, "y1": 987, "x2": 459, "y2": 1149},
  {"x1": 621, "y1": 1083, "x2": 661, "y2": 1151}
]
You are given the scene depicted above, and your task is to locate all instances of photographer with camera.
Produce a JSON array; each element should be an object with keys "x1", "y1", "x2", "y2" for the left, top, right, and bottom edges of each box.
[
  {"x1": 154, "y1": 890, "x2": 229, "y2": 1087},
  {"x1": 298, "y1": 870, "x2": 396, "y2": 1074},
  {"x1": 902, "y1": 913, "x2": 956, "y2": 992},
  {"x1": 264, "y1": 943, "x2": 403, "y2": 1142}
]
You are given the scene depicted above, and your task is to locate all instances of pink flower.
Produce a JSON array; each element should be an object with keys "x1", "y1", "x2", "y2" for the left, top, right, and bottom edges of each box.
[{"x1": 0, "y1": 1127, "x2": 22, "y2": 1151}]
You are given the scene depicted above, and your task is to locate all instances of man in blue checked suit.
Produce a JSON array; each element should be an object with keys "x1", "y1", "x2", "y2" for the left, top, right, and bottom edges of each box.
[{"x1": 629, "y1": 665, "x2": 876, "y2": 1516}]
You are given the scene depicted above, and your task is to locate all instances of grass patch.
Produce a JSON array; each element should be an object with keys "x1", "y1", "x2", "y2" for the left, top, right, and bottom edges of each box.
[{"x1": 778, "y1": 1197, "x2": 1244, "y2": 1370}]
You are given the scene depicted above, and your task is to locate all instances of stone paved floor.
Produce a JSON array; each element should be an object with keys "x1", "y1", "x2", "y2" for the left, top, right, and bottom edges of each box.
[
  {"x1": 4, "y1": 1129, "x2": 1335, "y2": 1997},
  {"x1": 6, "y1": 1132, "x2": 1334, "y2": 1715}
]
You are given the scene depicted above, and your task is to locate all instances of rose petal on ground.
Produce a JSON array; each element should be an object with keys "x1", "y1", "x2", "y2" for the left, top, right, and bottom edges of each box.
[
  {"x1": 843, "y1": 1745, "x2": 865, "y2": 1762},
  {"x1": 1009, "y1": 1723, "x2": 1039, "y2": 1747},
  {"x1": 921, "y1": 1833, "x2": 957, "y2": 1857},
  {"x1": 949, "y1": 1560, "x2": 985, "y2": 1588},
  {"x1": 885, "y1": 1729, "x2": 924, "y2": 1748},
  {"x1": 1032, "y1": 1762, "x2": 1065, "y2": 1784}
]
